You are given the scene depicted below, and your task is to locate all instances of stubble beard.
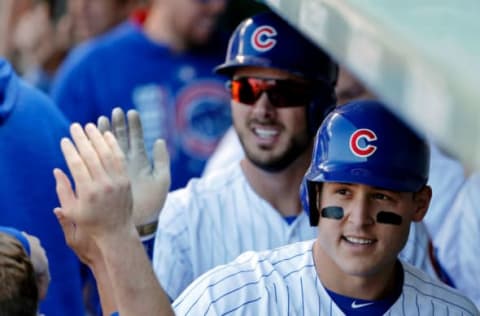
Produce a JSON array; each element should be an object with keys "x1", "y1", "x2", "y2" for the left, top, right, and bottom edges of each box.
[{"x1": 240, "y1": 129, "x2": 311, "y2": 173}]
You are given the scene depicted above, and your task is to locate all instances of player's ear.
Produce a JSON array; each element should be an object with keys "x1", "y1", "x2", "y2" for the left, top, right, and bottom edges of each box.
[{"x1": 411, "y1": 185, "x2": 432, "y2": 222}]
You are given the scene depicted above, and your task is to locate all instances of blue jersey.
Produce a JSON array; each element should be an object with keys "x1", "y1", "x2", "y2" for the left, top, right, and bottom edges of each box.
[
  {"x1": 0, "y1": 58, "x2": 85, "y2": 316},
  {"x1": 51, "y1": 22, "x2": 232, "y2": 190}
]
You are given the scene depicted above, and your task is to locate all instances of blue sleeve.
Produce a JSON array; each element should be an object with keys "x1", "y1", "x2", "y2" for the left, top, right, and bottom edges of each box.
[{"x1": 110, "y1": 312, "x2": 119, "y2": 316}]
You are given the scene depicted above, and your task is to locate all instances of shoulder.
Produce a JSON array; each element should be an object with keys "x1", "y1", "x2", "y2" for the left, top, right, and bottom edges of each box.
[
  {"x1": 402, "y1": 262, "x2": 478, "y2": 315},
  {"x1": 164, "y1": 162, "x2": 245, "y2": 208},
  {"x1": 5, "y1": 75, "x2": 68, "y2": 130},
  {"x1": 173, "y1": 240, "x2": 316, "y2": 314}
]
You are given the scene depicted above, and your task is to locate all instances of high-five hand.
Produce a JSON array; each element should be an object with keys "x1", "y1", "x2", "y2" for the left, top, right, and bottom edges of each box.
[
  {"x1": 54, "y1": 123, "x2": 134, "y2": 240},
  {"x1": 97, "y1": 108, "x2": 171, "y2": 226}
]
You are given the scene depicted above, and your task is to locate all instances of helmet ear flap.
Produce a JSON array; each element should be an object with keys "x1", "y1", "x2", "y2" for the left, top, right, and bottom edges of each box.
[{"x1": 300, "y1": 180, "x2": 321, "y2": 227}]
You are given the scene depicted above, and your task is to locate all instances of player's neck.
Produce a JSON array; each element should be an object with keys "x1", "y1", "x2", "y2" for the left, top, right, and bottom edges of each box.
[
  {"x1": 312, "y1": 240, "x2": 399, "y2": 300},
  {"x1": 240, "y1": 151, "x2": 311, "y2": 217},
  {"x1": 142, "y1": 5, "x2": 187, "y2": 53}
]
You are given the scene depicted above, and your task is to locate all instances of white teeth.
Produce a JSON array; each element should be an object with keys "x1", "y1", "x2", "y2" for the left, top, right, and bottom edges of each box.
[
  {"x1": 345, "y1": 236, "x2": 374, "y2": 245},
  {"x1": 255, "y1": 128, "x2": 278, "y2": 138}
]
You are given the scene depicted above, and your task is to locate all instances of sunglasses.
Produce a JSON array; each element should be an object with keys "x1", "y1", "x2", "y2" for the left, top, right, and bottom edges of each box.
[{"x1": 228, "y1": 77, "x2": 314, "y2": 108}]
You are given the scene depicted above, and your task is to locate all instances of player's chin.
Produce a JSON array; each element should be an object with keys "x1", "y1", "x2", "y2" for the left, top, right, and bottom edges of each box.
[{"x1": 339, "y1": 261, "x2": 383, "y2": 278}]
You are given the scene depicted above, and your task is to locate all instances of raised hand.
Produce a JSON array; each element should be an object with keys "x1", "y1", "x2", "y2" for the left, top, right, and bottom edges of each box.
[
  {"x1": 97, "y1": 108, "x2": 170, "y2": 226},
  {"x1": 53, "y1": 123, "x2": 168, "y2": 315},
  {"x1": 54, "y1": 123, "x2": 134, "y2": 240}
]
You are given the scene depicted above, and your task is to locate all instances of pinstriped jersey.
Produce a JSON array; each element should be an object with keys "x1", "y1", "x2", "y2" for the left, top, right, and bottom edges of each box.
[
  {"x1": 173, "y1": 240, "x2": 479, "y2": 316},
  {"x1": 153, "y1": 162, "x2": 317, "y2": 299},
  {"x1": 437, "y1": 173, "x2": 480, "y2": 308},
  {"x1": 153, "y1": 162, "x2": 437, "y2": 301}
]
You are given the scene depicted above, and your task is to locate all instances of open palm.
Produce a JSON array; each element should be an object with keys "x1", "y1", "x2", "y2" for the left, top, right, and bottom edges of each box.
[{"x1": 98, "y1": 108, "x2": 171, "y2": 226}]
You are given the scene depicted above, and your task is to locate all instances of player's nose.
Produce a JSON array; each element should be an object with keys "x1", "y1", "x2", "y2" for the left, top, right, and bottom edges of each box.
[
  {"x1": 251, "y1": 93, "x2": 276, "y2": 118},
  {"x1": 346, "y1": 197, "x2": 375, "y2": 227}
]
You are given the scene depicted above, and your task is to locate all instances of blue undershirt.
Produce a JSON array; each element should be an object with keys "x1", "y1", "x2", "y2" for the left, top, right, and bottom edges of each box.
[{"x1": 325, "y1": 261, "x2": 404, "y2": 315}]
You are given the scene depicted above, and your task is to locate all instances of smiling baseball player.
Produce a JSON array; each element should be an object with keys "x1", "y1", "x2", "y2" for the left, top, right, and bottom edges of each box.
[{"x1": 173, "y1": 100, "x2": 479, "y2": 316}]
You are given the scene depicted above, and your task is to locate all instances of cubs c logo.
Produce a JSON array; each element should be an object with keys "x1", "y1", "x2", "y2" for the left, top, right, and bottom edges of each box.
[
  {"x1": 349, "y1": 129, "x2": 378, "y2": 158},
  {"x1": 251, "y1": 26, "x2": 277, "y2": 52}
]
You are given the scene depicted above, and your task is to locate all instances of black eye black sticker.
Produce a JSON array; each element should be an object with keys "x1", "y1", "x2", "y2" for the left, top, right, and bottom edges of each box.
[
  {"x1": 321, "y1": 206, "x2": 344, "y2": 220},
  {"x1": 376, "y1": 211, "x2": 402, "y2": 225},
  {"x1": 320, "y1": 207, "x2": 402, "y2": 225}
]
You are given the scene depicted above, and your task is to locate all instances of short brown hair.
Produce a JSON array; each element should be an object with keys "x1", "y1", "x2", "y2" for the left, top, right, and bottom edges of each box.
[{"x1": 0, "y1": 232, "x2": 38, "y2": 316}]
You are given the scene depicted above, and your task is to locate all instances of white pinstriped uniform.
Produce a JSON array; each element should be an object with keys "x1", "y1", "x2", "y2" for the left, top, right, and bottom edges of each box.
[
  {"x1": 437, "y1": 172, "x2": 480, "y2": 308},
  {"x1": 153, "y1": 162, "x2": 437, "y2": 300},
  {"x1": 173, "y1": 240, "x2": 479, "y2": 316}
]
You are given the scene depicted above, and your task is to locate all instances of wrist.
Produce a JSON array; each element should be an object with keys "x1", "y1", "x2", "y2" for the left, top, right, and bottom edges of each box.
[
  {"x1": 136, "y1": 221, "x2": 158, "y2": 260},
  {"x1": 95, "y1": 223, "x2": 138, "y2": 255},
  {"x1": 136, "y1": 220, "x2": 158, "y2": 237}
]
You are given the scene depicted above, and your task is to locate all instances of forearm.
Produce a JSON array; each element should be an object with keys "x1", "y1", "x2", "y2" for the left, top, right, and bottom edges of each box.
[
  {"x1": 96, "y1": 225, "x2": 174, "y2": 316},
  {"x1": 89, "y1": 256, "x2": 117, "y2": 315}
]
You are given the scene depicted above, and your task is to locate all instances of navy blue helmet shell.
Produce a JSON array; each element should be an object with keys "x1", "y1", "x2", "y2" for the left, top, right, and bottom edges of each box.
[
  {"x1": 215, "y1": 11, "x2": 337, "y2": 85},
  {"x1": 301, "y1": 99, "x2": 430, "y2": 225}
]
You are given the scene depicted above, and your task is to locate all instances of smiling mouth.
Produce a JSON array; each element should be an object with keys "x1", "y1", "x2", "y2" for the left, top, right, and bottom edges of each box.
[
  {"x1": 254, "y1": 127, "x2": 279, "y2": 139},
  {"x1": 343, "y1": 236, "x2": 376, "y2": 245}
]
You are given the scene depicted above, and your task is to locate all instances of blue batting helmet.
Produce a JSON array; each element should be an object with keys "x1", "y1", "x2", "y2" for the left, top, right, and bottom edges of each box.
[
  {"x1": 301, "y1": 99, "x2": 430, "y2": 226},
  {"x1": 215, "y1": 11, "x2": 338, "y2": 133}
]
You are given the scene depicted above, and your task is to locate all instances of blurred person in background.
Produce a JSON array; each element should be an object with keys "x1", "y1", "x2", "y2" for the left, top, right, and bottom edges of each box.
[
  {"x1": 3, "y1": 0, "x2": 142, "y2": 92},
  {"x1": 436, "y1": 172, "x2": 480, "y2": 308},
  {"x1": 0, "y1": 232, "x2": 39, "y2": 316},
  {"x1": 51, "y1": 0, "x2": 265, "y2": 191},
  {"x1": 0, "y1": 57, "x2": 85, "y2": 316},
  {"x1": 66, "y1": 0, "x2": 142, "y2": 44},
  {"x1": 0, "y1": 227, "x2": 50, "y2": 316}
]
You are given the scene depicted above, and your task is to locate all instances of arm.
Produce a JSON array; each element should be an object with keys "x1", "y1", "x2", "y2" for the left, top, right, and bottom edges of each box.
[{"x1": 54, "y1": 122, "x2": 173, "y2": 316}]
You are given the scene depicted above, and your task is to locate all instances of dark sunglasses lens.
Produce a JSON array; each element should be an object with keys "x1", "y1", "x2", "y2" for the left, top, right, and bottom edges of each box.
[
  {"x1": 231, "y1": 79, "x2": 257, "y2": 105},
  {"x1": 268, "y1": 83, "x2": 311, "y2": 107},
  {"x1": 231, "y1": 78, "x2": 312, "y2": 107}
]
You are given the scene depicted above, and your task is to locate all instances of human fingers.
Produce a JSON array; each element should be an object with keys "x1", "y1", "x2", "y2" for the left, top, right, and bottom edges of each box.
[
  {"x1": 111, "y1": 107, "x2": 129, "y2": 154},
  {"x1": 53, "y1": 168, "x2": 76, "y2": 211},
  {"x1": 84, "y1": 123, "x2": 119, "y2": 176},
  {"x1": 152, "y1": 139, "x2": 171, "y2": 186},
  {"x1": 127, "y1": 110, "x2": 148, "y2": 159},
  {"x1": 60, "y1": 135, "x2": 92, "y2": 185},
  {"x1": 103, "y1": 131, "x2": 128, "y2": 175},
  {"x1": 69, "y1": 123, "x2": 108, "y2": 180},
  {"x1": 97, "y1": 115, "x2": 111, "y2": 134}
]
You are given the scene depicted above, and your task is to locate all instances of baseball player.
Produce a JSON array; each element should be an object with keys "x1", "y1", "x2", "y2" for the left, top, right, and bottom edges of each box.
[
  {"x1": 0, "y1": 57, "x2": 85, "y2": 316},
  {"x1": 51, "y1": 13, "x2": 458, "y2": 315},
  {"x1": 173, "y1": 100, "x2": 479, "y2": 315},
  {"x1": 52, "y1": 98, "x2": 478, "y2": 315},
  {"x1": 152, "y1": 11, "x2": 438, "y2": 301}
]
